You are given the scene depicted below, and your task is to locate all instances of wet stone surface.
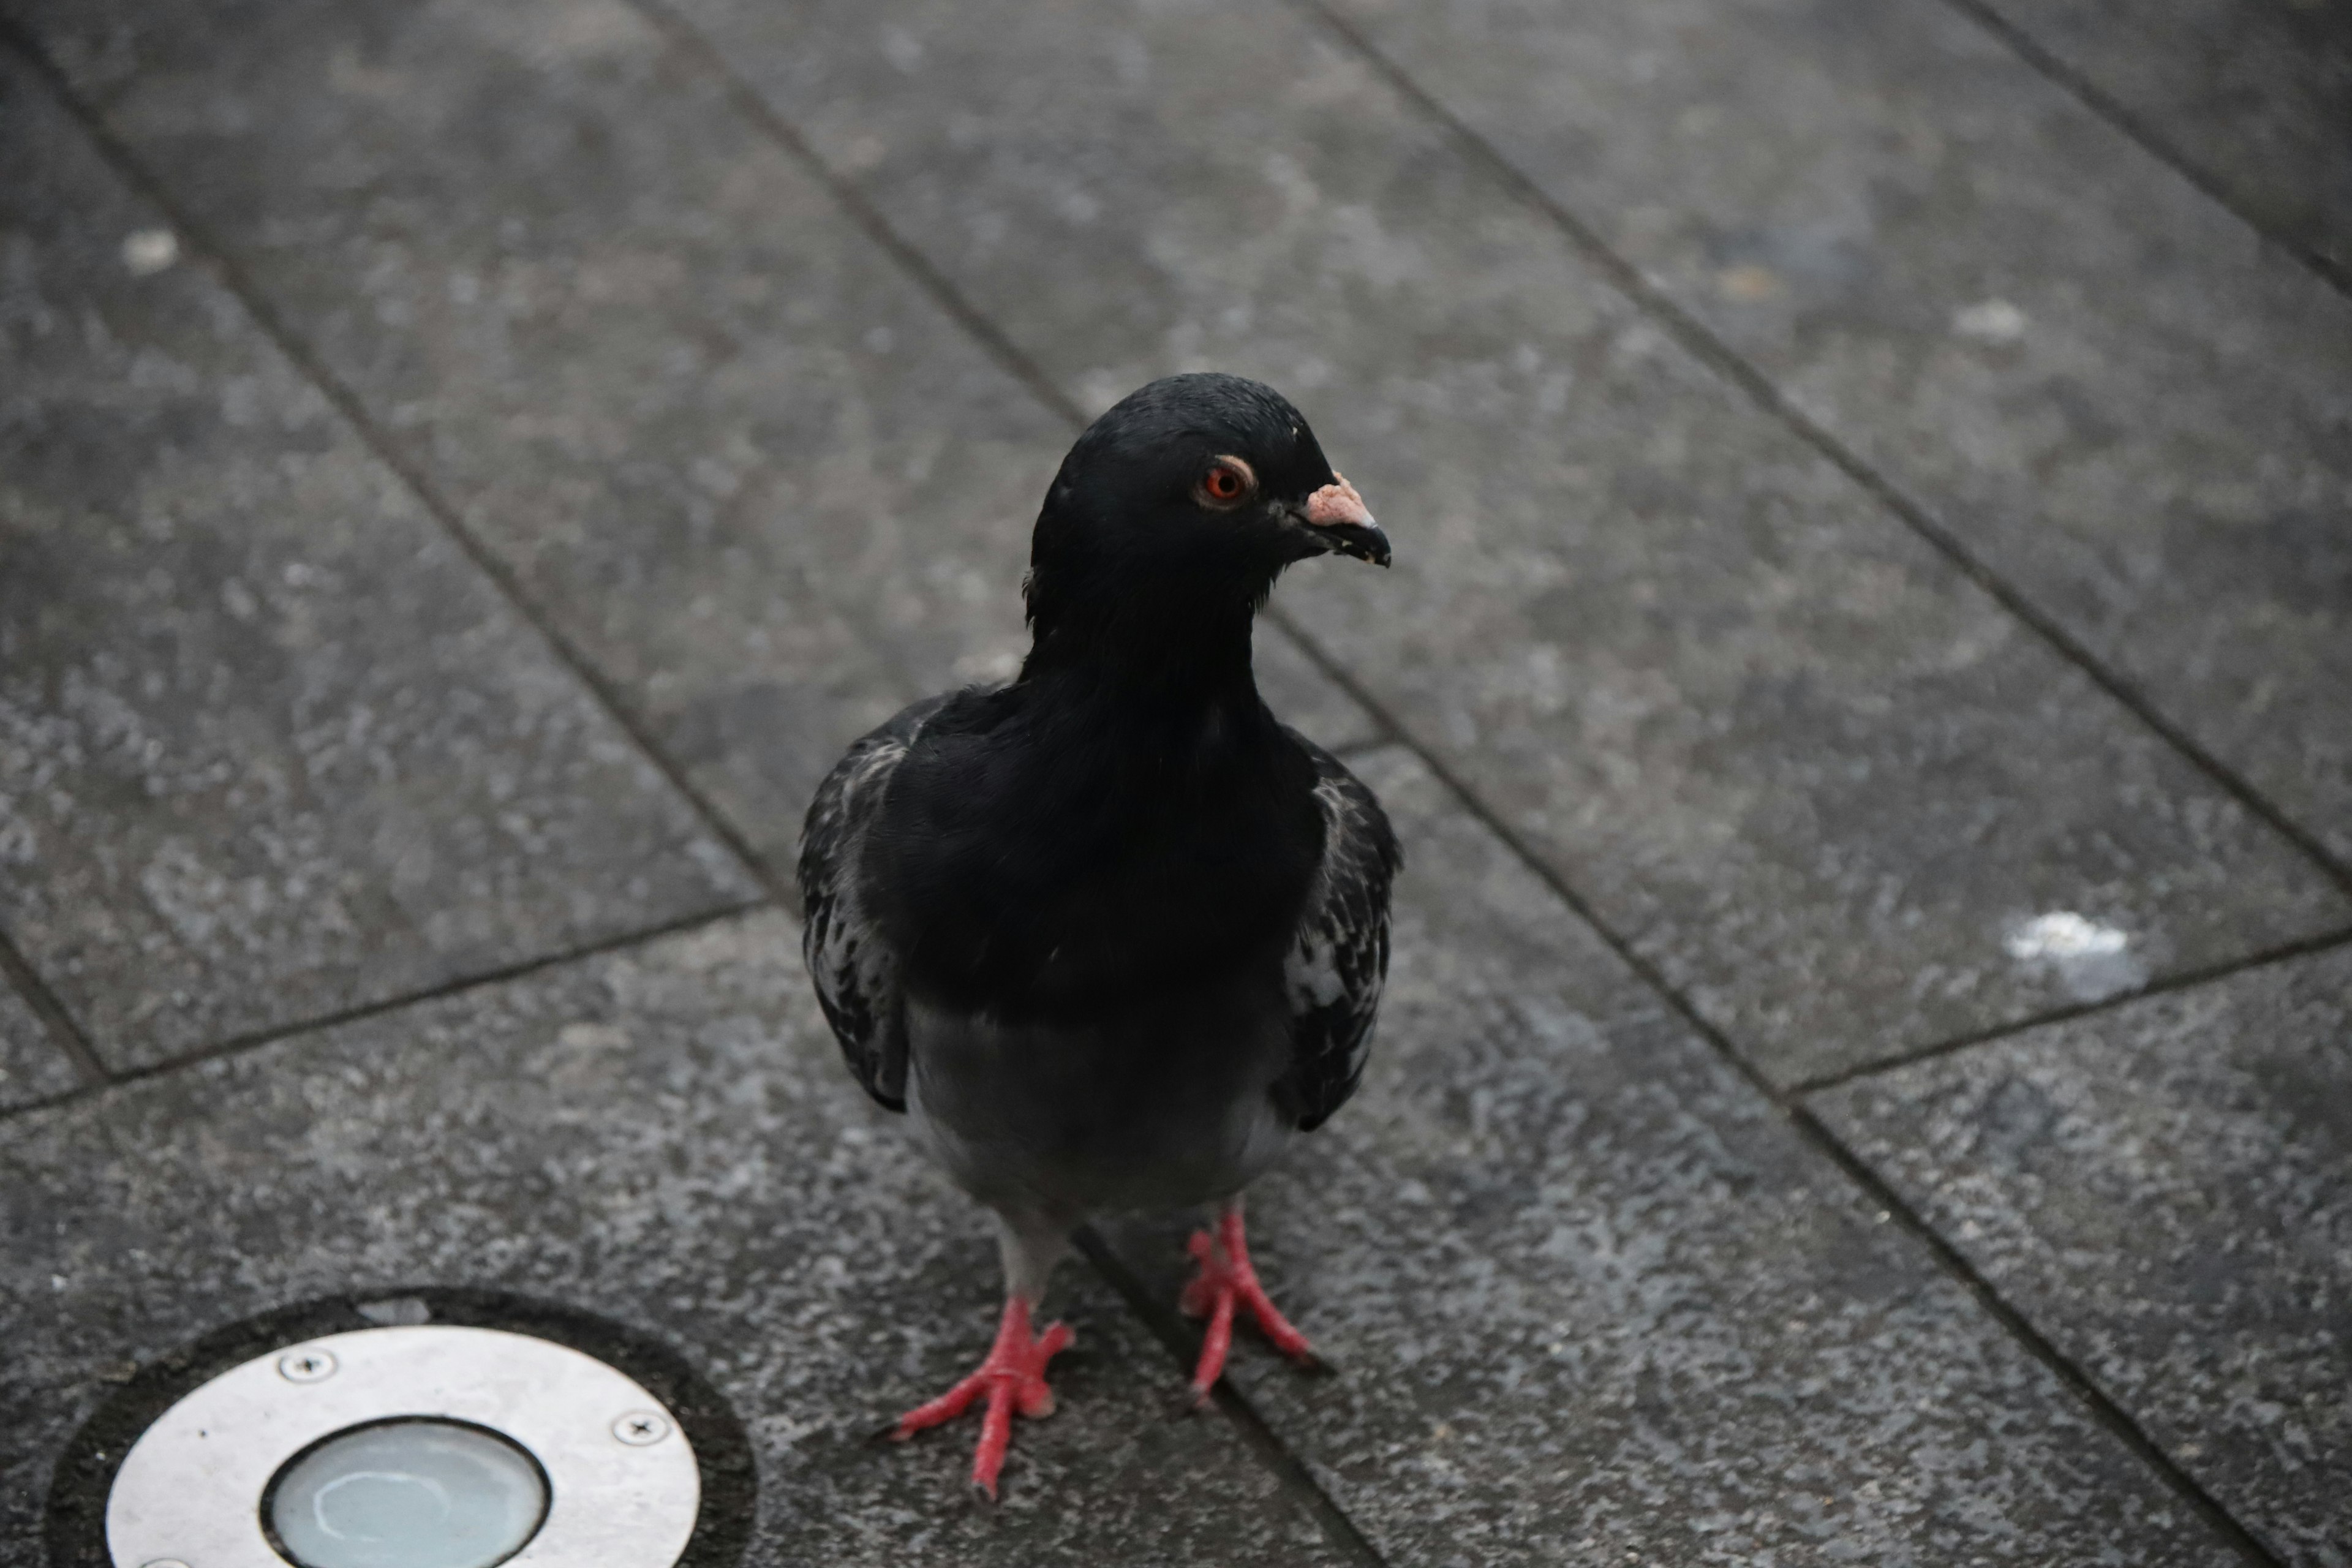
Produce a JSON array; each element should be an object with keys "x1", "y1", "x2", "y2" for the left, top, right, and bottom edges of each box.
[
  {"x1": 0, "y1": 50, "x2": 756, "y2": 1071},
  {"x1": 1112, "y1": 748, "x2": 2234, "y2": 1566},
  {"x1": 0, "y1": 910, "x2": 1349, "y2": 1566},
  {"x1": 4, "y1": 0, "x2": 1374, "y2": 882},
  {"x1": 1324, "y1": 0, "x2": 2352, "y2": 870},
  {"x1": 1815, "y1": 943, "x2": 2352, "y2": 1568},
  {"x1": 650, "y1": 0, "x2": 2344, "y2": 1081}
]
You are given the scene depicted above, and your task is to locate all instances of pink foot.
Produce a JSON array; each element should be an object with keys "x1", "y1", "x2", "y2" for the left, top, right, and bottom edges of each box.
[
  {"x1": 889, "y1": 1297, "x2": 1073, "y2": 1499},
  {"x1": 1179, "y1": 1208, "x2": 1321, "y2": 1408}
]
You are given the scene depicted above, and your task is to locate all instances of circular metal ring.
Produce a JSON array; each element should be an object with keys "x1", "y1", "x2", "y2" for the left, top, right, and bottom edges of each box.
[{"x1": 105, "y1": 1325, "x2": 701, "y2": 1568}]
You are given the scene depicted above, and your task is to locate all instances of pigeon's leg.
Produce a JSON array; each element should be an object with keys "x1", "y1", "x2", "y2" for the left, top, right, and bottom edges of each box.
[
  {"x1": 1179, "y1": 1197, "x2": 1321, "y2": 1408},
  {"x1": 888, "y1": 1216, "x2": 1072, "y2": 1500}
]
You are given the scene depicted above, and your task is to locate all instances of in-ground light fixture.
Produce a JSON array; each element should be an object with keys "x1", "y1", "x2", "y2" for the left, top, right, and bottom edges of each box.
[{"x1": 103, "y1": 1324, "x2": 702, "y2": 1568}]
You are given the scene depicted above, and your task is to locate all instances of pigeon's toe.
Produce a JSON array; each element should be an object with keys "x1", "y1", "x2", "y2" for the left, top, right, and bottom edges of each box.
[
  {"x1": 891, "y1": 1297, "x2": 1074, "y2": 1500},
  {"x1": 1180, "y1": 1205, "x2": 1319, "y2": 1408}
]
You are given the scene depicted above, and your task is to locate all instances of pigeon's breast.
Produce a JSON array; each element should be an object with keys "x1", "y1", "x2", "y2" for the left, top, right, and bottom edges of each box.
[{"x1": 902, "y1": 971, "x2": 1295, "y2": 1223}]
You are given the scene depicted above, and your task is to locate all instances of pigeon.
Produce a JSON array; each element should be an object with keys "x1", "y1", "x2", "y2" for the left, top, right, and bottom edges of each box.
[{"x1": 798, "y1": 372, "x2": 1400, "y2": 1498}]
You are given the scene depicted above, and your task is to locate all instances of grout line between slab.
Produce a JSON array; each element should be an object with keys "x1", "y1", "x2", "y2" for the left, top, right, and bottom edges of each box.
[
  {"x1": 1072, "y1": 1226, "x2": 1390, "y2": 1568},
  {"x1": 0, "y1": 18, "x2": 788, "y2": 918},
  {"x1": 629, "y1": 0, "x2": 1090, "y2": 431},
  {"x1": 1289, "y1": 0, "x2": 2352, "y2": 908},
  {"x1": 0, "y1": 899, "x2": 772, "y2": 1125},
  {"x1": 0, "y1": 925, "x2": 108, "y2": 1087},
  {"x1": 1782, "y1": 1098, "x2": 2291, "y2": 1564},
  {"x1": 1930, "y1": 0, "x2": 2352, "y2": 300},
  {"x1": 1793, "y1": 924, "x2": 2352, "y2": 1096},
  {"x1": 602, "y1": 9, "x2": 2302, "y2": 1557}
]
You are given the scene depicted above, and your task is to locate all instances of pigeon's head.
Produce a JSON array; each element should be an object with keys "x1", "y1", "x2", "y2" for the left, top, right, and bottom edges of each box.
[{"x1": 1025, "y1": 374, "x2": 1389, "y2": 649}]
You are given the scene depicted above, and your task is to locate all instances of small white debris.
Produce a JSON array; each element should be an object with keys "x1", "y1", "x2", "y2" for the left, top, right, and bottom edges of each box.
[
  {"x1": 2004, "y1": 911, "x2": 2127, "y2": 960},
  {"x1": 2004, "y1": 910, "x2": 2147, "y2": 1003},
  {"x1": 122, "y1": 228, "x2": 179, "y2": 276},
  {"x1": 1953, "y1": 298, "x2": 2027, "y2": 344}
]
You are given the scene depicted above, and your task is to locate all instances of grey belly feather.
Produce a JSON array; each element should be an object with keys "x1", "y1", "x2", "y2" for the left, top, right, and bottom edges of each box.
[{"x1": 903, "y1": 975, "x2": 1298, "y2": 1231}]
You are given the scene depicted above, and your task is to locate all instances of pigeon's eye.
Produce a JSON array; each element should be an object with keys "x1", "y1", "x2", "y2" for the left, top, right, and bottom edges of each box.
[{"x1": 1195, "y1": 456, "x2": 1257, "y2": 510}]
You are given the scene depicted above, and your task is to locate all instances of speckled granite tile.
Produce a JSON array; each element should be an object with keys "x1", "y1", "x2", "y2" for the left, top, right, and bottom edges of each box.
[
  {"x1": 0, "y1": 0, "x2": 1373, "y2": 873},
  {"x1": 0, "y1": 976, "x2": 78, "y2": 1110},
  {"x1": 1814, "y1": 944, "x2": 2352, "y2": 1568},
  {"x1": 0, "y1": 51, "x2": 755, "y2": 1072},
  {"x1": 1102, "y1": 747, "x2": 2236, "y2": 1564},
  {"x1": 1321, "y1": 0, "x2": 2352, "y2": 869},
  {"x1": 0, "y1": 908, "x2": 1349, "y2": 1566},
  {"x1": 1959, "y1": 0, "x2": 2352, "y2": 279},
  {"x1": 542, "y1": 0, "x2": 2336, "y2": 1081}
]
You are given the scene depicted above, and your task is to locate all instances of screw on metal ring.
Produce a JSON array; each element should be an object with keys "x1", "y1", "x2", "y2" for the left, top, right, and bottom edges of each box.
[
  {"x1": 276, "y1": 1349, "x2": 337, "y2": 1382},
  {"x1": 140, "y1": 1559, "x2": 193, "y2": 1568},
  {"x1": 612, "y1": 1411, "x2": 670, "y2": 1446}
]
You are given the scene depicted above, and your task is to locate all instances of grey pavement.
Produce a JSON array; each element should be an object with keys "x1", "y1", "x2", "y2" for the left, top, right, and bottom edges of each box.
[
  {"x1": 1322, "y1": 0, "x2": 2352, "y2": 873},
  {"x1": 1817, "y1": 946, "x2": 2352, "y2": 1568},
  {"x1": 0, "y1": 43, "x2": 760, "y2": 1069},
  {"x1": 0, "y1": 966, "x2": 79, "y2": 1110},
  {"x1": 1, "y1": 0, "x2": 2346, "y2": 1561},
  {"x1": 1948, "y1": 0, "x2": 2352, "y2": 287}
]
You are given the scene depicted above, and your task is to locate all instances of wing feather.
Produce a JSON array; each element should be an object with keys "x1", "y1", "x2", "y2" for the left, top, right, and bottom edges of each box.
[
  {"x1": 1276, "y1": 741, "x2": 1401, "y2": 1132},
  {"x1": 796, "y1": 696, "x2": 943, "y2": 1112}
]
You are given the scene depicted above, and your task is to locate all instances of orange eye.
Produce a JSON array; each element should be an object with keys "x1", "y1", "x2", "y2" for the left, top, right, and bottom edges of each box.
[{"x1": 1197, "y1": 456, "x2": 1256, "y2": 508}]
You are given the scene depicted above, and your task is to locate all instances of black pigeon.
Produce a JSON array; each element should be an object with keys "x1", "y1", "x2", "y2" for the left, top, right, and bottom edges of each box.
[{"x1": 798, "y1": 372, "x2": 1399, "y2": 1497}]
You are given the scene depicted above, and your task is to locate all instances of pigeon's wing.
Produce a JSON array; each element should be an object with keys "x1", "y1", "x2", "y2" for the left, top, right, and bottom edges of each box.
[
  {"x1": 796, "y1": 695, "x2": 946, "y2": 1113},
  {"x1": 1275, "y1": 739, "x2": 1402, "y2": 1133}
]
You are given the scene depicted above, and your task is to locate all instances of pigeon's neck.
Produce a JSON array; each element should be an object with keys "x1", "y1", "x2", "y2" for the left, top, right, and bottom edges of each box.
[{"x1": 1017, "y1": 579, "x2": 1270, "y2": 725}]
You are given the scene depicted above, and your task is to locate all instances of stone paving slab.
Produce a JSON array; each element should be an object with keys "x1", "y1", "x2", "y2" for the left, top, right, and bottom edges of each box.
[
  {"x1": 0, "y1": 49, "x2": 756, "y2": 1072},
  {"x1": 1101, "y1": 747, "x2": 2234, "y2": 1564},
  {"x1": 1322, "y1": 0, "x2": 2352, "y2": 870},
  {"x1": 0, "y1": 908, "x2": 1351, "y2": 1566},
  {"x1": 1, "y1": 0, "x2": 1376, "y2": 883},
  {"x1": 1959, "y1": 0, "x2": 2352, "y2": 280},
  {"x1": 0, "y1": 976, "x2": 78, "y2": 1110},
  {"x1": 1814, "y1": 943, "x2": 2352, "y2": 1568},
  {"x1": 647, "y1": 0, "x2": 2344, "y2": 1083}
]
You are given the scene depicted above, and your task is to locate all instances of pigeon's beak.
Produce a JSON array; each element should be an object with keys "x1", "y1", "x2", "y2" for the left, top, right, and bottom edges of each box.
[{"x1": 1296, "y1": 473, "x2": 1392, "y2": 567}]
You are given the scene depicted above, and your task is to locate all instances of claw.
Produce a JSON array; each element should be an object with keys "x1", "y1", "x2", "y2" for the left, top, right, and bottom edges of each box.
[
  {"x1": 891, "y1": 1297, "x2": 1072, "y2": 1499},
  {"x1": 1180, "y1": 1207, "x2": 1319, "y2": 1403}
]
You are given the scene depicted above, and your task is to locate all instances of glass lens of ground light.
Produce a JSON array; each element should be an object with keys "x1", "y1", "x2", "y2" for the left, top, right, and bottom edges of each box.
[{"x1": 266, "y1": 1420, "x2": 548, "y2": 1568}]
